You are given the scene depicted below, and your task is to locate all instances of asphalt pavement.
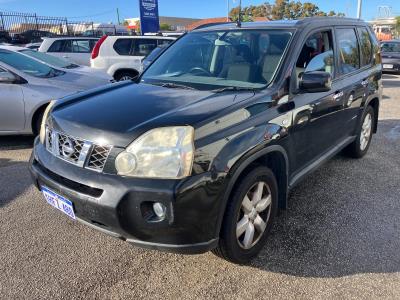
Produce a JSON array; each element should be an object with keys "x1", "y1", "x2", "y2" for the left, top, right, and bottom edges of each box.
[{"x1": 1, "y1": 75, "x2": 399, "y2": 299}]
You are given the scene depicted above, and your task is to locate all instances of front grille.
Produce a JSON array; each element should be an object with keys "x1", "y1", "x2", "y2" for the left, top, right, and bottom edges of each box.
[
  {"x1": 87, "y1": 145, "x2": 111, "y2": 171},
  {"x1": 46, "y1": 127, "x2": 112, "y2": 172}
]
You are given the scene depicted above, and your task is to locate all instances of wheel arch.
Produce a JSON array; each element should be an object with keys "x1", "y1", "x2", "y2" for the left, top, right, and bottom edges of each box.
[
  {"x1": 366, "y1": 97, "x2": 379, "y2": 133},
  {"x1": 215, "y1": 145, "x2": 289, "y2": 236},
  {"x1": 31, "y1": 102, "x2": 50, "y2": 135}
]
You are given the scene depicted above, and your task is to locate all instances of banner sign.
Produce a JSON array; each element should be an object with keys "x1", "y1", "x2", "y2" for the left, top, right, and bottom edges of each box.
[{"x1": 139, "y1": 0, "x2": 160, "y2": 34}]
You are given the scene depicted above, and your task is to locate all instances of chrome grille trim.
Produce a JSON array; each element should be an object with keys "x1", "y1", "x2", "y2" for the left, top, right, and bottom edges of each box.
[{"x1": 45, "y1": 127, "x2": 112, "y2": 172}]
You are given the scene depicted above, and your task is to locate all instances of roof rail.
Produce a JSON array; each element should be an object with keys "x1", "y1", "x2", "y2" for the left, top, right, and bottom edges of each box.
[{"x1": 192, "y1": 22, "x2": 234, "y2": 31}]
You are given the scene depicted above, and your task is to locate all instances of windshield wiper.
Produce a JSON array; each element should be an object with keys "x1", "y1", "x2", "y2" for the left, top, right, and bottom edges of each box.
[
  {"x1": 155, "y1": 82, "x2": 197, "y2": 90},
  {"x1": 211, "y1": 86, "x2": 258, "y2": 93}
]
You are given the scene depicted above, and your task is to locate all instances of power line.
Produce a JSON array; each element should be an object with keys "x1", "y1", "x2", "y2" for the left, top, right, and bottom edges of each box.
[{"x1": 65, "y1": 9, "x2": 115, "y2": 19}]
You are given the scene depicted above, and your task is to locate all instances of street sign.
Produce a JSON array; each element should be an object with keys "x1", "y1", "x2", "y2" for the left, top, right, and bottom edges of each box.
[{"x1": 139, "y1": 0, "x2": 160, "y2": 34}]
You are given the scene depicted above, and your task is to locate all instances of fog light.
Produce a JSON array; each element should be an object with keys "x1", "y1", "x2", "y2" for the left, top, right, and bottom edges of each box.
[{"x1": 153, "y1": 202, "x2": 166, "y2": 219}]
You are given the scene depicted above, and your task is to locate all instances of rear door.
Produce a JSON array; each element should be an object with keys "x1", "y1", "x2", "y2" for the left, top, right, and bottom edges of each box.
[
  {"x1": 333, "y1": 27, "x2": 366, "y2": 137},
  {"x1": 69, "y1": 39, "x2": 96, "y2": 66},
  {"x1": 0, "y1": 67, "x2": 25, "y2": 132}
]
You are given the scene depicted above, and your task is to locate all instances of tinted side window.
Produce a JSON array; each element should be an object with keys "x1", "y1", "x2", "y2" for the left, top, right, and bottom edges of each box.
[
  {"x1": 48, "y1": 40, "x2": 65, "y2": 52},
  {"x1": 72, "y1": 40, "x2": 91, "y2": 53},
  {"x1": 357, "y1": 27, "x2": 373, "y2": 66},
  {"x1": 336, "y1": 28, "x2": 360, "y2": 74},
  {"x1": 158, "y1": 39, "x2": 173, "y2": 46},
  {"x1": 113, "y1": 39, "x2": 133, "y2": 55},
  {"x1": 133, "y1": 39, "x2": 157, "y2": 56}
]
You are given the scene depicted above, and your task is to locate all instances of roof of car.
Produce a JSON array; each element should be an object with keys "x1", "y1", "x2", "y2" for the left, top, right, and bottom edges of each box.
[
  {"x1": 106, "y1": 35, "x2": 176, "y2": 40},
  {"x1": 42, "y1": 37, "x2": 99, "y2": 40},
  {"x1": 0, "y1": 45, "x2": 27, "y2": 51},
  {"x1": 193, "y1": 17, "x2": 367, "y2": 32}
]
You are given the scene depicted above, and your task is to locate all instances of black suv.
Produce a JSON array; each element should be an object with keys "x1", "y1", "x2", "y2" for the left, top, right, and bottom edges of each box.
[{"x1": 30, "y1": 18, "x2": 382, "y2": 263}]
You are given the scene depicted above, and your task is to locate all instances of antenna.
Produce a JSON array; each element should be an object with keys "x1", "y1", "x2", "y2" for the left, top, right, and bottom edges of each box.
[{"x1": 236, "y1": 0, "x2": 242, "y2": 27}]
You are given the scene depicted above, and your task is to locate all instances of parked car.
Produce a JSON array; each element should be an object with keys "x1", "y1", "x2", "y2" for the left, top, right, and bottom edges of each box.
[
  {"x1": 39, "y1": 37, "x2": 99, "y2": 66},
  {"x1": 141, "y1": 43, "x2": 169, "y2": 71},
  {"x1": 90, "y1": 35, "x2": 175, "y2": 81},
  {"x1": 0, "y1": 47, "x2": 112, "y2": 135},
  {"x1": 24, "y1": 42, "x2": 42, "y2": 50},
  {"x1": 12, "y1": 30, "x2": 54, "y2": 44},
  {"x1": 0, "y1": 30, "x2": 12, "y2": 43},
  {"x1": 380, "y1": 40, "x2": 400, "y2": 73},
  {"x1": 6, "y1": 46, "x2": 113, "y2": 81},
  {"x1": 30, "y1": 18, "x2": 381, "y2": 264}
]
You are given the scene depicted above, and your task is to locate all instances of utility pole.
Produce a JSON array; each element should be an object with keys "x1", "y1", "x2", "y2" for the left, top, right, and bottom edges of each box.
[
  {"x1": 227, "y1": 0, "x2": 230, "y2": 22},
  {"x1": 116, "y1": 8, "x2": 121, "y2": 25},
  {"x1": 357, "y1": 0, "x2": 362, "y2": 19},
  {"x1": 237, "y1": 0, "x2": 242, "y2": 27}
]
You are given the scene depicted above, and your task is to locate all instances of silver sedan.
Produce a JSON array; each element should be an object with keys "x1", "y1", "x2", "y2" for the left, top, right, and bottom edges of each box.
[{"x1": 0, "y1": 47, "x2": 112, "y2": 135}]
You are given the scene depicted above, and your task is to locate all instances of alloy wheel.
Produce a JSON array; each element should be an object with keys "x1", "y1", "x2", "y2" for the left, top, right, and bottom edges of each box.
[
  {"x1": 360, "y1": 113, "x2": 372, "y2": 151},
  {"x1": 236, "y1": 181, "x2": 272, "y2": 249}
]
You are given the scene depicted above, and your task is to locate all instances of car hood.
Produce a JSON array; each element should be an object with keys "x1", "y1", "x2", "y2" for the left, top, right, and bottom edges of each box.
[
  {"x1": 47, "y1": 72, "x2": 111, "y2": 91},
  {"x1": 50, "y1": 82, "x2": 255, "y2": 147},
  {"x1": 382, "y1": 52, "x2": 400, "y2": 59},
  {"x1": 70, "y1": 66, "x2": 113, "y2": 81}
]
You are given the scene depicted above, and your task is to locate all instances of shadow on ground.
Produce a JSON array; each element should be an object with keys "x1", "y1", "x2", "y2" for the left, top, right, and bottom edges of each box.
[
  {"x1": 0, "y1": 135, "x2": 34, "y2": 150},
  {"x1": 247, "y1": 119, "x2": 400, "y2": 277}
]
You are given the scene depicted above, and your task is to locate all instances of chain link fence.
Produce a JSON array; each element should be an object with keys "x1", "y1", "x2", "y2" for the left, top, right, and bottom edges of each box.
[{"x1": 0, "y1": 12, "x2": 124, "y2": 44}]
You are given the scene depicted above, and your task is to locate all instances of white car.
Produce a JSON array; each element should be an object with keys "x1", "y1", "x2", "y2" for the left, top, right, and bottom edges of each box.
[
  {"x1": 0, "y1": 47, "x2": 112, "y2": 135},
  {"x1": 90, "y1": 35, "x2": 175, "y2": 81},
  {"x1": 39, "y1": 37, "x2": 98, "y2": 66},
  {"x1": 2, "y1": 45, "x2": 113, "y2": 81}
]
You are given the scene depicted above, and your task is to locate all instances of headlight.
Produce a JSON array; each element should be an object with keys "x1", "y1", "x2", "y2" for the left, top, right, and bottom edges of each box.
[
  {"x1": 115, "y1": 126, "x2": 194, "y2": 179},
  {"x1": 39, "y1": 100, "x2": 55, "y2": 144}
]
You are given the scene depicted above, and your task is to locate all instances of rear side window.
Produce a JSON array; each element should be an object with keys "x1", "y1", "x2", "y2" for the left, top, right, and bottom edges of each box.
[
  {"x1": 48, "y1": 40, "x2": 65, "y2": 52},
  {"x1": 133, "y1": 39, "x2": 157, "y2": 56},
  {"x1": 357, "y1": 27, "x2": 373, "y2": 66},
  {"x1": 158, "y1": 39, "x2": 173, "y2": 46},
  {"x1": 113, "y1": 39, "x2": 133, "y2": 55},
  {"x1": 72, "y1": 40, "x2": 92, "y2": 53},
  {"x1": 336, "y1": 28, "x2": 360, "y2": 74}
]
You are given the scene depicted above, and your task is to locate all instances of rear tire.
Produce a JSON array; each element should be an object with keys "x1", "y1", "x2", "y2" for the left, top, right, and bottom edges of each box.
[
  {"x1": 212, "y1": 166, "x2": 278, "y2": 264},
  {"x1": 344, "y1": 105, "x2": 375, "y2": 158},
  {"x1": 114, "y1": 71, "x2": 138, "y2": 82}
]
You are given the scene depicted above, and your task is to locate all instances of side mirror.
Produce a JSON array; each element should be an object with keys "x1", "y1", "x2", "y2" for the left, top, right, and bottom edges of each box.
[
  {"x1": 0, "y1": 71, "x2": 17, "y2": 84},
  {"x1": 299, "y1": 71, "x2": 331, "y2": 93}
]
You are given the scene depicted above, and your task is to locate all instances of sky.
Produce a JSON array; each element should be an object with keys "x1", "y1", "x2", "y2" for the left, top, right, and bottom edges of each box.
[{"x1": 0, "y1": 0, "x2": 399, "y2": 23}]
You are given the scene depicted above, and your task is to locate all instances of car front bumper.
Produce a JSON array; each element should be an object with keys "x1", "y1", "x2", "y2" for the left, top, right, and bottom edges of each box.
[
  {"x1": 382, "y1": 58, "x2": 400, "y2": 72},
  {"x1": 29, "y1": 138, "x2": 224, "y2": 254}
]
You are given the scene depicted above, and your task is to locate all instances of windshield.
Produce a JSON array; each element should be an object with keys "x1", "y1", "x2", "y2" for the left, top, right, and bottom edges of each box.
[
  {"x1": 381, "y1": 42, "x2": 400, "y2": 53},
  {"x1": 142, "y1": 29, "x2": 292, "y2": 91},
  {"x1": 145, "y1": 45, "x2": 167, "y2": 62},
  {"x1": 19, "y1": 49, "x2": 79, "y2": 69},
  {"x1": 0, "y1": 49, "x2": 64, "y2": 78}
]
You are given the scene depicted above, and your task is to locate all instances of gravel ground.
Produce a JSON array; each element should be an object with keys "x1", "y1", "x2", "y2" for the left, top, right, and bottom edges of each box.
[{"x1": 1, "y1": 75, "x2": 399, "y2": 299}]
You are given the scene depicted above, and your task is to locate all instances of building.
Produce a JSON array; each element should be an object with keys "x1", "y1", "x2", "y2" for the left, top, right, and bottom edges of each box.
[{"x1": 125, "y1": 16, "x2": 201, "y2": 32}]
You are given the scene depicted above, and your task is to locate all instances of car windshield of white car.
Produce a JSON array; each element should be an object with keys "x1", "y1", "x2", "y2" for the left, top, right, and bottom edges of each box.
[
  {"x1": 142, "y1": 29, "x2": 293, "y2": 91},
  {"x1": 0, "y1": 49, "x2": 64, "y2": 78}
]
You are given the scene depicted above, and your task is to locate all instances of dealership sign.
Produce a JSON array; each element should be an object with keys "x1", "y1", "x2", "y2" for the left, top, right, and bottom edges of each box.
[{"x1": 139, "y1": 0, "x2": 160, "y2": 34}]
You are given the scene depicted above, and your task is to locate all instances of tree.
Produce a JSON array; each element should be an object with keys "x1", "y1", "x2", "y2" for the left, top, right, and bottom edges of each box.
[
  {"x1": 230, "y1": 0, "x2": 345, "y2": 21},
  {"x1": 160, "y1": 23, "x2": 171, "y2": 31},
  {"x1": 396, "y1": 16, "x2": 400, "y2": 38}
]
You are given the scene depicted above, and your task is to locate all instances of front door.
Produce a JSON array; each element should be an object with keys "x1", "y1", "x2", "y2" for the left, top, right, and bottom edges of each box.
[
  {"x1": 0, "y1": 68, "x2": 25, "y2": 132},
  {"x1": 289, "y1": 29, "x2": 347, "y2": 173}
]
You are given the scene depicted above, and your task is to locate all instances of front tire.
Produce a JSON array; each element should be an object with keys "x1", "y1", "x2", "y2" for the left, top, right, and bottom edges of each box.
[
  {"x1": 212, "y1": 166, "x2": 278, "y2": 264},
  {"x1": 345, "y1": 105, "x2": 375, "y2": 158}
]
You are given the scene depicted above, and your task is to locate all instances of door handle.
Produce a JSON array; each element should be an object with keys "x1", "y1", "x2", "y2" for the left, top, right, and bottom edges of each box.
[{"x1": 333, "y1": 91, "x2": 344, "y2": 101}]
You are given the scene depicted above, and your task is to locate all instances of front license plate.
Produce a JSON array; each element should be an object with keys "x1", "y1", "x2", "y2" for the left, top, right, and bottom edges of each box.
[
  {"x1": 41, "y1": 186, "x2": 76, "y2": 220},
  {"x1": 383, "y1": 64, "x2": 393, "y2": 69}
]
